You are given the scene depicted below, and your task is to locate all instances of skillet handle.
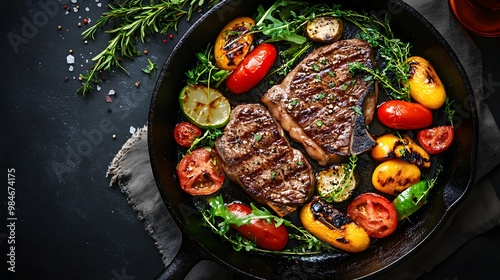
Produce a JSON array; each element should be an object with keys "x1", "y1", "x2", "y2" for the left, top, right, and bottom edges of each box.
[{"x1": 155, "y1": 233, "x2": 211, "y2": 280}]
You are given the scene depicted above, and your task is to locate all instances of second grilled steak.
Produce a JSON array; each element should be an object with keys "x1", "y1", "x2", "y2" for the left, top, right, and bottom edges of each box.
[
  {"x1": 261, "y1": 39, "x2": 378, "y2": 166},
  {"x1": 215, "y1": 104, "x2": 315, "y2": 217}
]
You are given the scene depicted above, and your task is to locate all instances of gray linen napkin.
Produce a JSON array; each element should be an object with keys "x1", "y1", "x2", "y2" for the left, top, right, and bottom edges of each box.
[{"x1": 106, "y1": 1, "x2": 500, "y2": 279}]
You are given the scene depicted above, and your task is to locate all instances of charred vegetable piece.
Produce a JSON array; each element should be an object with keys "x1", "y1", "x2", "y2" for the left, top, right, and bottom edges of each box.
[
  {"x1": 372, "y1": 159, "x2": 421, "y2": 196},
  {"x1": 299, "y1": 197, "x2": 370, "y2": 253},
  {"x1": 316, "y1": 156, "x2": 357, "y2": 202},
  {"x1": 214, "y1": 17, "x2": 255, "y2": 71},
  {"x1": 406, "y1": 56, "x2": 446, "y2": 109},
  {"x1": 305, "y1": 16, "x2": 344, "y2": 43},
  {"x1": 371, "y1": 134, "x2": 431, "y2": 168}
]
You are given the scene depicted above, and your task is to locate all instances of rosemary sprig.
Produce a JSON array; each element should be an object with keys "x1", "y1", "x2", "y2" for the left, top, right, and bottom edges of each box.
[
  {"x1": 78, "y1": 0, "x2": 222, "y2": 96},
  {"x1": 202, "y1": 195, "x2": 334, "y2": 255}
]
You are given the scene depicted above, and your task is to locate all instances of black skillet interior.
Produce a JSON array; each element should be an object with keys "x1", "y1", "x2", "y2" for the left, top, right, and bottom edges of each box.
[{"x1": 148, "y1": 0, "x2": 478, "y2": 279}]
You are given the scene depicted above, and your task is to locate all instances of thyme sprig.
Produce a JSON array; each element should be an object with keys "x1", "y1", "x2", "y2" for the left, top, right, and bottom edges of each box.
[
  {"x1": 78, "y1": 0, "x2": 222, "y2": 96},
  {"x1": 201, "y1": 195, "x2": 335, "y2": 255}
]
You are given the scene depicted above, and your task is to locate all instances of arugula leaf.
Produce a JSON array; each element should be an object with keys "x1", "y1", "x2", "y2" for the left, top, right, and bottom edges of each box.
[{"x1": 201, "y1": 195, "x2": 335, "y2": 254}]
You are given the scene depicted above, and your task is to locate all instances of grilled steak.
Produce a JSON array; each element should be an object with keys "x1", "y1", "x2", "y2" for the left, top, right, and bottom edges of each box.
[
  {"x1": 215, "y1": 104, "x2": 315, "y2": 217},
  {"x1": 261, "y1": 39, "x2": 378, "y2": 166}
]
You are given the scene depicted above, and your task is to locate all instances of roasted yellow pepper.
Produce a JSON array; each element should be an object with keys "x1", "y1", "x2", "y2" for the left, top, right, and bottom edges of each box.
[
  {"x1": 372, "y1": 159, "x2": 421, "y2": 196},
  {"x1": 214, "y1": 17, "x2": 255, "y2": 71},
  {"x1": 405, "y1": 56, "x2": 446, "y2": 109},
  {"x1": 371, "y1": 134, "x2": 431, "y2": 168},
  {"x1": 299, "y1": 197, "x2": 370, "y2": 253}
]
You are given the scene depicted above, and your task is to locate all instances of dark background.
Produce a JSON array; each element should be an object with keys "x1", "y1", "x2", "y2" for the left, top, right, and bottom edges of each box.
[{"x1": 1, "y1": 0, "x2": 499, "y2": 279}]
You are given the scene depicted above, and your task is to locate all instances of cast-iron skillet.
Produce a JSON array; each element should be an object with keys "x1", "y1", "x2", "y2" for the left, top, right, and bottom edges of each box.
[{"x1": 148, "y1": 0, "x2": 478, "y2": 279}]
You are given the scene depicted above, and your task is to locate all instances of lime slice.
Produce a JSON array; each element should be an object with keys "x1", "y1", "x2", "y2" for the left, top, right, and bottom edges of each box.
[{"x1": 179, "y1": 85, "x2": 231, "y2": 129}]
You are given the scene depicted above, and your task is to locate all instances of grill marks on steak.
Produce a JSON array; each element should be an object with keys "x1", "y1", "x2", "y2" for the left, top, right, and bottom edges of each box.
[
  {"x1": 215, "y1": 104, "x2": 315, "y2": 217},
  {"x1": 261, "y1": 39, "x2": 378, "y2": 166}
]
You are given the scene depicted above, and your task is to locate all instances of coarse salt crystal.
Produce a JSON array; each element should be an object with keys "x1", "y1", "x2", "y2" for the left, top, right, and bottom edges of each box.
[
  {"x1": 71, "y1": 0, "x2": 77, "y2": 3},
  {"x1": 66, "y1": 54, "x2": 75, "y2": 64},
  {"x1": 97, "y1": 3, "x2": 102, "y2": 7},
  {"x1": 130, "y1": 126, "x2": 136, "y2": 134},
  {"x1": 97, "y1": 85, "x2": 101, "y2": 91},
  {"x1": 108, "y1": 89, "x2": 115, "y2": 96},
  {"x1": 69, "y1": 65, "x2": 74, "y2": 72}
]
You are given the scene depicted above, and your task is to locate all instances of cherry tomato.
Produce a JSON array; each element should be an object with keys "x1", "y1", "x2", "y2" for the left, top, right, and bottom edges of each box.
[
  {"x1": 227, "y1": 202, "x2": 289, "y2": 251},
  {"x1": 176, "y1": 148, "x2": 225, "y2": 196},
  {"x1": 225, "y1": 43, "x2": 277, "y2": 94},
  {"x1": 347, "y1": 192, "x2": 398, "y2": 238},
  {"x1": 377, "y1": 100, "x2": 432, "y2": 130},
  {"x1": 173, "y1": 122, "x2": 202, "y2": 147},
  {"x1": 417, "y1": 126, "x2": 454, "y2": 154}
]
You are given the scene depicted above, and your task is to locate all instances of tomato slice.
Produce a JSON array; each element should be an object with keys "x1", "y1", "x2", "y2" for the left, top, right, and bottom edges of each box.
[
  {"x1": 227, "y1": 202, "x2": 289, "y2": 251},
  {"x1": 347, "y1": 193, "x2": 398, "y2": 238},
  {"x1": 173, "y1": 121, "x2": 202, "y2": 147},
  {"x1": 416, "y1": 126, "x2": 454, "y2": 154},
  {"x1": 225, "y1": 43, "x2": 277, "y2": 94},
  {"x1": 176, "y1": 148, "x2": 225, "y2": 195},
  {"x1": 377, "y1": 100, "x2": 432, "y2": 130}
]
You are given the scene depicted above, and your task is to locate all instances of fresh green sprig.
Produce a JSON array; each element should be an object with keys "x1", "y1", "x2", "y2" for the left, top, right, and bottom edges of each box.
[
  {"x1": 338, "y1": 11, "x2": 411, "y2": 100},
  {"x1": 78, "y1": 0, "x2": 222, "y2": 95},
  {"x1": 185, "y1": 45, "x2": 231, "y2": 88},
  {"x1": 201, "y1": 195, "x2": 334, "y2": 255},
  {"x1": 187, "y1": 128, "x2": 223, "y2": 153},
  {"x1": 142, "y1": 58, "x2": 158, "y2": 76},
  {"x1": 444, "y1": 97, "x2": 456, "y2": 127}
]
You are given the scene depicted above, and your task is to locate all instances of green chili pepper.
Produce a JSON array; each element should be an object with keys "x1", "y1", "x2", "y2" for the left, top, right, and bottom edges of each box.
[
  {"x1": 393, "y1": 164, "x2": 443, "y2": 221},
  {"x1": 392, "y1": 180, "x2": 429, "y2": 221}
]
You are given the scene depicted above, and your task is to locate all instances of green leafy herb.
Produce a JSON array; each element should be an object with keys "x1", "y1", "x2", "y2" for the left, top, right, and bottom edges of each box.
[
  {"x1": 187, "y1": 128, "x2": 223, "y2": 153},
  {"x1": 351, "y1": 105, "x2": 363, "y2": 115},
  {"x1": 201, "y1": 195, "x2": 334, "y2": 254},
  {"x1": 141, "y1": 58, "x2": 157, "y2": 76}
]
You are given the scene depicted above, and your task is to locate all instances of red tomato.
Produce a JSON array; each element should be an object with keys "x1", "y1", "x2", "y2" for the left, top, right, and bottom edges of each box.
[
  {"x1": 176, "y1": 148, "x2": 225, "y2": 195},
  {"x1": 377, "y1": 100, "x2": 433, "y2": 130},
  {"x1": 174, "y1": 122, "x2": 202, "y2": 147},
  {"x1": 417, "y1": 126, "x2": 454, "y2": 154},
  {"x1": 225, "y1": 43, "x2": 277, "y2": 94},
  {"x1": 227, "y1": 202, "x2": 289, "y2": 251},
  {"x1": 347, "y1": 193, "x2": 398, "y2": 238}
]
